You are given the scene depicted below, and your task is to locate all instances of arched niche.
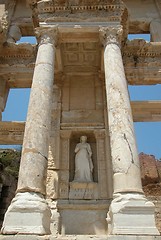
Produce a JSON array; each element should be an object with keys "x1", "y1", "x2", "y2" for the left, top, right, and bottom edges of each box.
[{"x1": 69, "y1": 131, "x2": 98, "y2": 183}]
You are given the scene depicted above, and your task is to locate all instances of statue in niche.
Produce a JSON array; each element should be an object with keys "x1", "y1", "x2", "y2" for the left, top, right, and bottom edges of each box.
[{"x1": 73, "y1": 136, "x2": 93, "y2": 182}]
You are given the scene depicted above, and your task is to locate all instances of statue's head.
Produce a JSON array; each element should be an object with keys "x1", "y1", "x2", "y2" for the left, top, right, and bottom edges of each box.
[{"x1": 80, "y1": 135, "x2": 87, "y2": 143}]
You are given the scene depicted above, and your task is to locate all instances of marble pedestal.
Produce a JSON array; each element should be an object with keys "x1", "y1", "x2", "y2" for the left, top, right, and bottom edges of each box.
[
  {"x1": 1, "y1": 192, "x2": 51, "y2": 235},
  {"x1": 107, "y1": 193, "x2": 160, "y2": 235},
  {"x1": 57, "y1": 200, "x2": 109, "y2": 235}
]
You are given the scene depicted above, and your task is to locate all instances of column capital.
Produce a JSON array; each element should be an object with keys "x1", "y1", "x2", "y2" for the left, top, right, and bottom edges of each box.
[
  {"x1": 35, "y1": 26, "x2": 58, "y2": 46},
  {"x1": 99, "y1": 25, "x2": 123, "y2": 47}
]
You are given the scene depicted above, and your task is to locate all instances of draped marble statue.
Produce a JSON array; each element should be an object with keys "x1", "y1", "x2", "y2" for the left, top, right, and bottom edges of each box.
[{"x1": 73, "y1": 136, "x2": 93, "y2": 182}]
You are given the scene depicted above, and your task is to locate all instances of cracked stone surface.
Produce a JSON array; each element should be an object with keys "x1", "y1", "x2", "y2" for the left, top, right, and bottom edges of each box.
[
  {"x1": 1, "y1": 31, "x2": 56, "y2": 235},
  {"x1": 103, "y1": 40, "x2": 143, "y2": 194},
  {"x1": 17, "y1": 34, "x2": 55, "y2": 195}
]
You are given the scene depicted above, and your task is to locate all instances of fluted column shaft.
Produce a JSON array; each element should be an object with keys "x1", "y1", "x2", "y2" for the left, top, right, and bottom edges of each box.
[
  {"x1": 17, "y1": 28, "x2": 57, "y2": 195},
  {"x1": 100, "y1": 26, "x2": 143, "y2": 194}
]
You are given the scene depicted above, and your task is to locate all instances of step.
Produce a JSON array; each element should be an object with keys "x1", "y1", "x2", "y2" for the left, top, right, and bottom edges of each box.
[{"x1": 0, "y1": 235, "x2": 161, "y2": 240}]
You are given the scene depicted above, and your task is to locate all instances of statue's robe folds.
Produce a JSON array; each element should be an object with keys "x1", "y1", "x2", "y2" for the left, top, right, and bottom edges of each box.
[{"x1": 74, "y1": 143, "x2": 93, "y2": 182}]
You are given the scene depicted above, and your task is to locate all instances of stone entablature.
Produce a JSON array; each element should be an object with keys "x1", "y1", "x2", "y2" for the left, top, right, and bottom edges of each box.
[
  {"x1": 37, "y1": 0, "x2": 126, "y2": 19},
  {"x1": 2, "y1": 0, "x2": 161, "y2": 38},
  {"x1": 0, "y1": 43, "x2": 36, "y2": 64},
  {"x1": 0, "y1": 122, "x2": 24, "y2": 145},
  {"x1": 1, "y1": 39, "x2": 161, "y2": 87}
]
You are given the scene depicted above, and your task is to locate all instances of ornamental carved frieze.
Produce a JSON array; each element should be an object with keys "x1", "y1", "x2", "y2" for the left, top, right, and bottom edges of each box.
[
  {"x1": 0, "y1": 43, "x2": 36, "y2": 65},
  {"x1": 37, "y1": 0, "x2": 127, "y2": 24},
  {"x1": 123, "y1": 39, "x2": 161, "y2": 57}
]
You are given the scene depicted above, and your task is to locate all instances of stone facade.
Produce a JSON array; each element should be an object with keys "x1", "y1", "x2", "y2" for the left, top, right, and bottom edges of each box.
[{"x1": 0, "y1": 0, "x2": 161, "y2": 239}]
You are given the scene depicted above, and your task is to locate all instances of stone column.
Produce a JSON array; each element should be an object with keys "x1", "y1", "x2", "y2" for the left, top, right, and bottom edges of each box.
[
  {"x1": 100, "y1": 25, "x2": 159, "y2": 235},
  {"x1": 2, "y1": 27, "x2": 57, "y2": 235}
]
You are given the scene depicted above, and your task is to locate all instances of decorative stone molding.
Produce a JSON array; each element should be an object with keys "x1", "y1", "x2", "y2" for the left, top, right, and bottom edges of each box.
[
  {"x1": 0, "y1": 122, "x2": 25, "y2": 130},
  {"x1": 0, "y1": 43, "x2": 36, "y2": 65},
  {"x1": 99, "y1": 26, "x2": 123, "y2": 47},
  {"x1": 124, "y1": 40, "x2": 161, "y2": 57},
  {"x1": 2, "y1": 40, "x2": 161, "y2": 86},
  {"x1": 123, "y1": 40, "x2": 161, "y2": 84},
  {"x1": 37, "y1": 0, "x2": 126, "y2": 14},
  {"x1": 37, "y1": 0, "x2": 127, "y2": 24}
]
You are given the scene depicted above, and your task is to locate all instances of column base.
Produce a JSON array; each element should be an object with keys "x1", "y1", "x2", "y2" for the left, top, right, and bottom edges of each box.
[
  {"x1": 107, "y1": 193, "x2": 160, "y2": 235},
  {"x1": 1, "y1": 192, "x2": 51, "y2": 235}
]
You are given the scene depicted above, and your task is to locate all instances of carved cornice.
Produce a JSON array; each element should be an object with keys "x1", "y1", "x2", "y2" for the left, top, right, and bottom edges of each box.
[
  {"x1": 0, "y1": 43, "x2": 36, "y2": 64},
  {"x1": 35, "y1": 26, "x2": 58, "y2": 46},
  {"x1": 38, "y1": 3, "x2": 123, "y2": 13},
  {"x1": 123, "y1": 40, "x2": 161, "y2": 85},
  {"x1": 37, "y1": 0, "x2": 127, "y2": 23},
  {"x1": 0, "y1": 121, "x2": 25, "y2": 145},
  {"x1": 123, "y1": 40, "x2": 161, "y2": 57},
  {"x1": 99, "y1": 26, "x2": 123, "y2": 47},
  {"x1": 0, "y1": 122, "x2": 25, "y2": 132}
]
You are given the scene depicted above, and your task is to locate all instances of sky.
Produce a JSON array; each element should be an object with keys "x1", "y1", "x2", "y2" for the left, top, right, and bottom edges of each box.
[{"x1": 2, "y1": 35, "x2": 161, "y2": 159}]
